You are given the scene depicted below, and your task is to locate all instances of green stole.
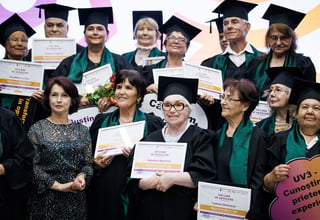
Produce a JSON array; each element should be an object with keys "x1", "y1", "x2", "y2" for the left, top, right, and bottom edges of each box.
[
  {"x1": 252, "y1": 52, "x2": 297, "y2": 93},
  {"x1": 218, "y1": 119, "x2": 253, "y2": 186},
  {"x1": 68, "y1": 47, "x2": 116, "y2": 83},
  {"x1": 258, "y1": 114, "x2": 275, "y2": 135},
  {"x1": 212, "y1": 45, "x2": 261, "y2": 81},
  {"x1": 123, "y1": 47, "x2": 163, "y2": 64},
  {"x1": 285, "y1": 121, "x2": 320, "y2": 162},
  {"x1": 100, "y1": 108, "x2": 148, "y2": 136}
]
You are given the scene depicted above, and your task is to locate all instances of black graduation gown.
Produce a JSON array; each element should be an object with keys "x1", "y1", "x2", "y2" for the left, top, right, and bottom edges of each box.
[
  {"x1": 87, "y1": 112, "x2": 164, "y2": 220},
  {"x1": 214, "y1": 126, "x2": 270, "y2": 220},
  {"x1": 125, "y1": 125, "x2": 216, "y2": 220},
  {"x1": 52, "y1": 50, "x2": 133, "y2": 79},
  {"x1": 266, "y1": 129, "x2": 320, "y2": 172},
  {"x1": 247, "y1": 52, "x2": 316, "y2": 100},
  {"x1": 0, "y1": 107, "x2": 34, "y2": 220}
]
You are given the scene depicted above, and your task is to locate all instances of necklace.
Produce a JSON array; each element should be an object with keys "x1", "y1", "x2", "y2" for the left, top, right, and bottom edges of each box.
[{"x1": 119, "y1": 118, "x2": 132, "y2": 123}]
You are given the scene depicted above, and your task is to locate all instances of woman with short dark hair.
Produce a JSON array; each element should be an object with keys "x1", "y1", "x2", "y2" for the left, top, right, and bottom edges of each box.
[{"x1": 28, "y1": 76, "x2": 93, "y2": 219}]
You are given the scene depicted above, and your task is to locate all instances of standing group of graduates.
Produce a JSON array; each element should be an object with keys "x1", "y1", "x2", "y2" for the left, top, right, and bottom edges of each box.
[{"x1": 0, "y1": 0, "x2": 319, "y2": 219}]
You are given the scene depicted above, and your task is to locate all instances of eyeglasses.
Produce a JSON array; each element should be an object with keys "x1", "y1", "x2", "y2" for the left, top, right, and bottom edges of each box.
[
  {"x1": 266, "y1": 88, "x2": 289, "y2": 95},
  {"x1": 9, "y1": 38, "x2": 28, "y2": 44},
  {"x1": 269, "y1": 35, "x2": 290, "y2": 42},
  {"x1": 162, "y1": 102, "x2": 187, "y2": 111},
  {"x1": 167, "y1": 36, "x2": 186, "y2": 42},
  {"x1": 219, "y1": 94, "x2": 241, "y2": 102}
]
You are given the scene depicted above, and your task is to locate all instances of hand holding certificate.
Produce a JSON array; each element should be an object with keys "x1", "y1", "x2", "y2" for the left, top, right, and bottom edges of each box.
[
  {"x1": 94, "y1": 121, "x2": 145, "y2": 157},
  {"x1": 131, "y1": 142, "x2": 187, "y2": 179}
]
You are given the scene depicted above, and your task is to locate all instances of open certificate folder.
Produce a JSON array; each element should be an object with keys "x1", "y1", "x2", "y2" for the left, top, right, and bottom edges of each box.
[
  {"x1": 197, "y1": 182, "x2": 251, "y2": 220},
  {"x1": 94, "y1": 121, "x2": 146, "y2": 157},
  {"x1": 131, "y1": 142, "x2": 187, "y2": 179}
]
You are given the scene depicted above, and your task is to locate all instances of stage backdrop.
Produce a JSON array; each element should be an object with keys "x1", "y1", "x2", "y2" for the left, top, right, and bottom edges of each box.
[{"x1": 1, "y1": 0, "x2": 319, "y2": 80}]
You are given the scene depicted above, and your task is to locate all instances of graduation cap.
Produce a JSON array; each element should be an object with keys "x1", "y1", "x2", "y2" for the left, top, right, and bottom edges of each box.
[
  {"x1": 159, "y1": 16, "x2": 201, "y2": 41},
  {"x1": 78, "y1": 7, "x2": 113, "y2": 30},
  {"x1": 132, "y1": 11, "x2": 163, "y2": 31},
  {"x1": 0, "y1": 13, "x2": 36, "y2": 47},
  {"x1": 266, "y1": 67, "x2": 303, "y2": 88},
  {"x1": 212, "y1": 0, "x2": 257, "y2": 21},
  {"x1": 262, "y1": 4, "x2": 306, "y2": 30},
  {"x1": 289, "y1": 78, "x2": 320, "y2": 106},
  {"x1": 157, "y1": 76, "x2": 199, "y2": 103},
  {"x1": 35, "y1": 3, "x2": 75, "y2": 21},
  {"x1": 206, "y1": 17, "x2": 224, "y2": 34}
]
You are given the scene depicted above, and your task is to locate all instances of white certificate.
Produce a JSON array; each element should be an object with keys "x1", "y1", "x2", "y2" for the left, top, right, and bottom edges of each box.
[
  {"x1": 131, "y1": 141, "x2": 187, "y2": 179},
  {"x1": 197, "y1": 182, "x2": 251, "y2": 220},
  {"x1": 152, "y1": 67, "x2": 184, "y2": 85},
  {"x1": 0, "y1": 59, "x2": 44, "y2": 96},
  {"x1": 77, "y1": 64, "x2": 113, "y2": 94},
  {"x1": 94, "y1": 121, "x2": 146, "y2": 157},
  {"x1": 183, "y1": 62, "x2": 223, "y2": 99},
  {"x1": 32, "y1": 38, "x2": 76, "y2": 69},
  {"x1": 250, "y1": 101, "x2": 270, "y2": 123}
]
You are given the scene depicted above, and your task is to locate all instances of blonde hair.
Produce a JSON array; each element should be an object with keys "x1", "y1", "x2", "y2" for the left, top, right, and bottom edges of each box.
[{"x1": 133, "y1": 17, "x2": 160, "y2": 40}]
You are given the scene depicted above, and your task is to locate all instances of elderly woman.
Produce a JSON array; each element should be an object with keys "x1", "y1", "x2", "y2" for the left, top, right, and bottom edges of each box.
[
  {"x1": 52, "y1": 7, "x2": 132, "y2": 112},
  {"x1": 122, "y1": 11, "x2": 165, "y2": 68},
  {"x1": 144, "y1": 15, "x2": 201, "y2": 93},
  {"x1": 28, "y1": 77, "x2": 93, "y2": 219},
  {"x1": 124, "y1": 76, "x2": 216, "y2": 220},
  {"x1": 214, "y1": 79, "x2": 270, "y2": 219},
  {"x1": 257, "y1": 67, "x2": 303, "y2": 135},
  {"x1": 0, "y1": 13, "x2": 35, "y2": 108},
  {"x1": 264, "y1": 78, "x2": 320, "y2": 193},
  {"x1": 248, "y1": 4, "x2": 316, "y2": 100},
  {"x1": 87, "y1": 69, "x2": 164, "y2": 220}
]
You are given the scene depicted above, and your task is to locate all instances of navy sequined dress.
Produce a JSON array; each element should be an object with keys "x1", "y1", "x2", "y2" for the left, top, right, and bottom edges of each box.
[{"x1": 28, "y1": 119, "x2": 93, "y2": 220}]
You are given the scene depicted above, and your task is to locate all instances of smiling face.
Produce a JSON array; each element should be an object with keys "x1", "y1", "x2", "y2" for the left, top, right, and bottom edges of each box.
[
  {"x1": 84, "y1": 24, "x2": 107, "y2": 46},
  {"x1": 165, "y1": 31, "x2": 188, "y2": 57},
  {"x1": 136, "y1": 21, "x2": 158, "y2": 47},
  {"x1": 162, "y1": 94, "x2": 191, "y2": 128},
  {"x1": 220, "y1": 87, "x2": 249, "y2": 121},
  {"x1": 267, "y1": 30, "x2": 292, "y2": 57},
  {"x1": 223, "y1": 17, "x2": 249, "y2": 42},
  {"x1": 115, "y1": 78, "x2": 140, "y2": 111},
  {"x1": 5, "y1": 31, "x2": 28, "y2": 60},
  {"x1": 45, "y1": 17, "x2": 69, "y2": 38},
  {"x1": 297, "y1": 99, "x2": 320, "y2": 132},
  {"x1": 49, "y1": 84, "x2": 71, "y2": 115}
]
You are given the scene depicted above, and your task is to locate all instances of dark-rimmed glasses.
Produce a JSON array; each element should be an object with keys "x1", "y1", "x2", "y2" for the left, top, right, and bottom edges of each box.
[{"x1": 162, "y1": 102, "x2": 187, "y2": 111}]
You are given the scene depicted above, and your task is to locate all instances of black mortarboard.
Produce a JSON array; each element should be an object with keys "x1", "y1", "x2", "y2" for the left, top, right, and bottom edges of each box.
[
  {"x1": 289, "y1": 78, "x2": 320, "y2": 106},
  {"x1": 266, "y1": 67, "x2": 303, "y2": 88},
  {"x1": 157, "y1": 76, "x2": 198, "y2": 103},
  {"x1": 206, "y1": 17, "x2": 224, "y2": 34},
  {"x1": 262, "y1": 4, "x2": 305, "y2": 30},
  {"x1": 159, "y1": 16, "x2": 201, "y2": 41},
  {"x1": 35, "y1": 3, "x2": 75, "y2": 21},
  {"x1": 78, "y1": 7, "x2": 113, "y2": 30},
  {"x1": 132, "y1": 11, "x2": 163, "y2": 31},
  {"x1": 212, "y1": 0, "x2": 257, "y2": 21},
  {"x1": 0, "y1": 13, "x2": 36, "y2": 47}
]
